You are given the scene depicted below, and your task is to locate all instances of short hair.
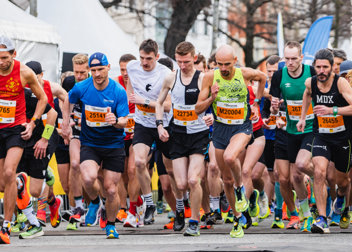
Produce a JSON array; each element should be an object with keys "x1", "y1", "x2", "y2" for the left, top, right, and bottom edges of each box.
[
  {"x1": 60, "y1": 71, "x2": 74, "y2": 85},
  {"x1": 119, "y1": 54, "x2": 136, "y2": 63},
  {"x1": 313, "y1": 48, "x2": 334, "y2": 66},
  {"x1": 0, "y1": 44, "x2": 14, "y2": 55},
  {"x1": 139, "y1": 39, "x2": 158, "y2": 56},
  {"x1": 266, "y1": 55, "x2": 280, "y2": 66},
  {"x1": 175, "y1": 42, "x2": 196, "y2": 57},
  {"x1": 195, "y1": 53, "x2": 206, "y2": 69},
  {"x1": 284, "y1": 41, "x2": 302, "y2": 55},
  {"x1": 158, "y1": 58, "x2": 173, "y2": 71},
  {"x1": 72, "y1": 54, "x2": 88, "y2": 65},
  {"x1": 332, "y1": 49, "x2": 347, "y2": 61},
  {"x1": 208, "y1": 52, "x2": 216, "y2": 65}
]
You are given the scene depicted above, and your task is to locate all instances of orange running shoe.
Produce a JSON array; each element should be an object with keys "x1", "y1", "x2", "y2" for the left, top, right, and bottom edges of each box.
[
  {"x1": 199, "y1": 208, "x2": 205, "y2": 218},
  {"x1": 100, "y1": 208, "x2": 107, "y2": 229},
  {"x1": 282, "y1": 202, "x2": 288, "y2": 220},
  {"x1": 164, "y1": 218, "x2": 174, "y2": 229},
  {"x1": 37, "y1": 209, "x2": 47, "y2": 227},
  {"x1": 49, "y1": 196, "x2": 62, "y2": 228},
  {"x1": 286, "y1": 215, "x2": 300, "y2": 229},
  {"x1": 16, "y1": 173, "x2": 30, "y2": 210},
  {"x1": 184, "y1": 206, "x2": 191, "y2": 218},
  {"x1": 116, "y1": 209, "x2": 128, "y2": 223},
  {"x1": 0, "y1": 224, "x2": 11, "y2": 244}
]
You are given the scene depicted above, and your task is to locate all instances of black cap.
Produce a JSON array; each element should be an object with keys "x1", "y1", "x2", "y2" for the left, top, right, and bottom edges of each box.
[{"x1": 26, "y1": 61, "x2": 43, "y2": 75}]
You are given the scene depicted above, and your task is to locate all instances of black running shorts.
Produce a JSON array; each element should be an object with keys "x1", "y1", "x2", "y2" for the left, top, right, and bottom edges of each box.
[
  {"x1": 274, "y1": 144, "x2": 289, "y2": 161},
  {"x1": 287, "y1": 132, "x2": 313, "y2": 163},
  {"x1": 264, "y1": 139, "x2": 275, "y2": 171},
  {"x1": 17, "y1": 146, "x2": 50, "y2": 179},
  {"x1": 0, "y1": 125, "x2": 26, "y2": 159},
  {"x1": 125, "y1": 139, "x2": 132, "y2": 158}
]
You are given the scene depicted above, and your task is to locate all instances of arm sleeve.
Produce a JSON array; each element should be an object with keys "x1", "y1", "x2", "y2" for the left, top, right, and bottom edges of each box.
[
  {"x1": 115, "y1": 88, "x2": 130, "y2": 118},
  {"x1": 269, "y1": 70, "x2": 282, "y2": 98},
  {"x1": 261, "y1": 98, "x2": 271, "y2": 119},
  {"x1": 68, "y1": 84, "x2": 81, "y2": 104}
]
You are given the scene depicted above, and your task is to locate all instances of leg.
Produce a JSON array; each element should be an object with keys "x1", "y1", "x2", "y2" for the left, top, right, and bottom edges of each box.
[
  {"x1": 207, "y1": 141, "x2": 222, "y2": 198},
  {"x1": 57, "y1": 163, "x2": 70, "y2": 195},
  {"x1": 312, "y1": 156, "x2": 329, "y2": 217},
  {"x1": 133, "y1": 143, "x2": 152, "y2": 196},
  {"x1": 103, "y1": 170, "x2": 121, "y2": 222},
  {"x1": 80, "y1": 160, "x2": 100, "y2": 200},
  {"x1": 69, "y1": 139, "x2": 83, "y2": 203},
  {"x1": 276, "y1": 159, "x2": 295, "y2": 212},
  {"x1": 188, "y1": 154, "x2": 205, "y2": 221},
  {"x1": 326, "y1": 162, "x2": 337, "y2": 201}
]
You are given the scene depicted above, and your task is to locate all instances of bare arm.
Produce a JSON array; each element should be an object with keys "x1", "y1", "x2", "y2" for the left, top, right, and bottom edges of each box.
[
  {"x1": 296, "y1": 78, "x2": 312, "y2": 132},
  {"x1": 61, "y1": 95, "x2": 74, "y2": 140},
  {"x1": 113, "y1": 115, "x2": 128, "y2": 129},
  {"x1": 156, "y1": 72, "x2": 175, "y2": 120},
  {"x1": 50, "y1": 82, "x2": 68, "y2": 103},
  {"x1": 252, "y1": 85, "x2": 271, "y2": 99},
  {"x1": 195, "y1": 72, "x2": 216, "y2": 115},
  {"x1": 242, "y1": 68, "x2": 267, "y2": 101}
]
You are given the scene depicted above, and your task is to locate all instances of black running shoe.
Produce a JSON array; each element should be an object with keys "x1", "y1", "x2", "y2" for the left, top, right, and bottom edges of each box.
[
  {"x1": 242, "y1": 209, "x2": 252, "y2": 229},
  {"x1": 144, "y1": 205, "x2": 155, "y2": 225},
  {"x1": 206, "y1": 210, "x2": 223, "y2": 225},
  {"x1": 220, "y1": 194, "x2": 231, "y2": 213},
  {"x1": 201, "y1": 212, "x2": 211, "y2": 222},
  {"x1": 174, "y1": 210, "x2": 185, "y2": 231}
]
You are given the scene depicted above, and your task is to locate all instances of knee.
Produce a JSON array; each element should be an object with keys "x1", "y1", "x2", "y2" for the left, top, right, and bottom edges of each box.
[
  {"x1": 4, "y1": 168, "x2": 16, "y2": 184},
  {"x1": 292, "y1": 172, "x2": 304, "y2": 185},
  {"x1": 208, "y1": 162, "x2": 219, "y2": 177},
  {"x1": 134, "y1": 158, "x2": 146, "y2": 172},
  {"x1": 162, "y1": 182, "x2": 172, "y2": 194},
  {"x1": 313, "y1": 168, "x2": 326, "y2": 183},
  {"x1": 127, "y1": 165, "x2": 136, "y2": 180},
  {"x1": 279, "y1": 176, "x2": 290, "y2": 188},
  {"x1": 30, "y1": 188, "x2": 41, "y2": 198},
  {"x1": 104, "y1": 184, "x2": 117, "y2": 201},
  {"x1": 176, "y1": 180, "x2": 188, "y2": 191},
  {"x1": 188, "y1": 177, "x2": 200, "y2": 189},
  {"x1": 223, "y1": 177, "x2": 235, "y2": 188},
  {"x1": 296, "y1": 160, "x2": 309, "y2": 172},
  {"x1": 251, "y1": 171, "x2": 261, "y2": 183},
  {"x1": 61, "y1": 181, "x2": 70, "y2": 195},
  {"x1": 81, "y1": 173, "x2": 96, "y2": 188},
  {"x1": 71, "y1": 160, "x2": 80, "y2": 173},
  {"x1": 242, "y1": 167, "x2": 251, "y2": 179},
  {"x1": 223, "y1": 154, "x2": 236, "y2": 168}
]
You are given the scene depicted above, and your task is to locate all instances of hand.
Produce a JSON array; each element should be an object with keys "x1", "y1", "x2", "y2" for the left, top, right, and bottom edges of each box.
[
  {"x1": 271, "y1": 98, "x2": 283, "y2": 110},
  {"x1": 61, "y1": 122, "x2": 72, "y2": 141},
  {"x1": 251, "y1": 103, "x2": 259, "y2": 121},
  {"x1": 33, "y1": 138, "x2": 48, "y2": 159},
  {"x1": 262, "y1": 118, "x2": 271, "y2": 129},
  {"x1": 130, "y1": 126, "x2": 135, "y2": 139},
  {"x1": 276, "y1": 115, "x2": 286, "y2": 129},
  {"x1": 129, "y1": 94, "x2": 145, "y2": 105},
  {"x1": 157, "y1": 125, "x2": 169, "y2": 142},
  {"x1": 313, "y1": 105, "x2": 332, "y2": 116},
  {"x1": 210, "y1": 82, "x2": 219, "y2": 101},
  {"x1": 21, "y1": 121, "x2": 35, "y2": 140},
  {"x1": 105, "y1": 107, "x2": 117, "y2": 125},
  {"x1": 69, "y1": 119, "x2": 76, "y2": 127},
  {"x1": 202, "y1": 114, "x2": 214, "y2": 127},
  {"x1": 296, "y1": 119, "x2": 306, "y2": 132}
]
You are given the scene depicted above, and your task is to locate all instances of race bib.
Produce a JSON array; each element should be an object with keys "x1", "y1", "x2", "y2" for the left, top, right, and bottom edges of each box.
[
  {"x1": 124, "y1": 113, "x2": 135, "y2": 133},
  {"x1": 74, "y1": 111, "x2": 82, "y2": 131},
  {"x1": 216, "y1": 102, "x2": 244, "y2": 125},
  {"x1": 173, "y1": 104, "x2": 198, "y2": 126},
  {"x1": 267, "y1": 114, "x2": 277, "y2": 130},
  {"x1": 0, "y1": 99, "x2": 16, "y2": 123},
  {"x1": 57, "y1": 118, "x2": 63, "y2": 129},
  {"x1": 318, "y1": 115, "x2": 345, "y2": 133},
  {"x1": 286, "y1": 100, "x2": 314, "y2": 121},
  {"x1": 42, "y1": 114, "x2": 47, "y2": 127},
  {"x1": 249, "y1": 105, "x2": 259, "y2": 124},
  {"x1": 280, "y1": 111, "x2": 287, "y2": 131},
  {"x1": 85, "y1": 105, "x2": 109, "y2": 127},
  {"x1": 136, "y1": 104, "x2": 155, "y2": 117}
]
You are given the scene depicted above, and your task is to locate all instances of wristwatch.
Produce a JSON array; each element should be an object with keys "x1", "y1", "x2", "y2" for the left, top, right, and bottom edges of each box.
[
  {"x1": 254, "y1": 98, "x2": 261, "y2": 105},
  {"x1": 144, "y1": 98, "x2": 151, "y2": 106},
  {"x1": 31, "y1": 117, "x2": 41, "y2": 126}
]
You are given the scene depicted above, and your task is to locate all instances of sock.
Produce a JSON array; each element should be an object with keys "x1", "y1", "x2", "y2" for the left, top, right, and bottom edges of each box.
[
  {"x1": 47, "y1": 191, "x2": 56, "y2": 206},
  {"x1": 290, "y1": 209, "x2": 299, "y2": 217},
  {"x1": 183, "y1": 191, "x2": 189, "y2": 201},
  {"x1": 37, "y1": 196, "x2": 47, "y2": 211},
  {"x1": 74, "y1": 196, "x2": 83, "y2": 209},
  {"x1": 107, "y1": 221, "x2": 115, "y2": 226},
  {"x1": 16, "y1": 177, "x2": 23, "y2": 190},
  {"x1": 275, "y1": 182, "x2": 283, "y2": 210},
  {"x1": 259, "y1": 190, "x2": 265, "y2": 198},
  {"x1": 143, "y1": 193, "x2": 154, "y2": 206},
  {"x1": 3, "y1": 220, "x2": 10, "y2": 229},
  {"x1": 91, "y1": 196, "x2": 100, "y2": 205},
  {"x1": 101, "y1": 197, "x2": 106, "y2": 210},
  {"x1": 299, "y1": 198, "x2": 311, "y2": 217},
  {"x1": 130, "y1": 202, "x2": 137, "y2": 216},
  {"x1": 210, "y1": 196, "x2": 220, "y2": 212},
  {"x1": 189, "y1": 219, "x2": 198, "y2": 224},
  {"x1": 176, "y1": 198, "x2": 184, "y2": 212},
  {"x1": 70, "y1": 205, "x2": 75, "y2": 212},
  {"x1": 23, "y1": 202, "x2": 40, "y2": 227},
  {"x1": 137, "y1": 195, "x2": 143, "y2": 207}
]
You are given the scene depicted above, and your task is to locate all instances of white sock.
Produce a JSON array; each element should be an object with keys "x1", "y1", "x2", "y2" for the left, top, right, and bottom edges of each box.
[
  {"x1": 183, "y1": 191, "x2": 189, "y2": 201},
  {"x1": 74, "y1": 197, "x2": 83, "y2": 209},
  {"x1": 70, "y1": 206, "x2": 75, "y2": 212},
  {"x1": 210, "y1": 196, "x2": 220, "y2": 211},
  {"x1": 143, "y1": 193, "x2": 154, "y2": 206},
  {"x1": 176, "y1": 198, "x2": 184, "y2": 212},
  {"x1": 23, "y1": 202, "x2": 40, "y2": 227}
]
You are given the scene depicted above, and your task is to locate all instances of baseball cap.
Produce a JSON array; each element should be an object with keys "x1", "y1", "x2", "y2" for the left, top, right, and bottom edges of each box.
[
  {"x1": 89, "y1": 52, "x2": 109, "y2": 67},
  {"x1": 0, "y1": 36, "x2": 15, "y2": 52},
  {"x1": 26, "y1": 61, "x2": 43, "y2": 75},
  {"x1": 339, "y1": 60, "x2": 352, "y2": 75}
]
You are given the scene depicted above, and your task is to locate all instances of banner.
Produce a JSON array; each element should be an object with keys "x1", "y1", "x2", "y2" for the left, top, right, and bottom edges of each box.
[
  {"x1": 277, "y1": 12, "x2": 284, "y2": 58},
  {"x1": 302, "y1": 16, "x2": 334, "y2": 65}
]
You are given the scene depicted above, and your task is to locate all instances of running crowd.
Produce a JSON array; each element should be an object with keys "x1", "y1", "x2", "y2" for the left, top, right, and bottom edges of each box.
[{"x1": 1, "y1": 34, "x2": 352, "y2": 244}]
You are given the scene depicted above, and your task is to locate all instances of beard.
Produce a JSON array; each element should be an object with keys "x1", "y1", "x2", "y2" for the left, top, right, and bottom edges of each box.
[
  {"x1": 0, "y1": 60, "x2": 13, "y2": 71},
  {"x1": 317, "y1": 71, "x2": 332, "y2": 83},
  {"x1": 221, "y1": 71, "x2": 230, "y2": 77}
]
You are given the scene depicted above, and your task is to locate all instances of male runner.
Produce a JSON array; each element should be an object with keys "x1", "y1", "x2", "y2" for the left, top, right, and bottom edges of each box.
[
  {"x1": 196, "y1": 44, "x2": 266, "y2": 238},
  {"x1": 194, "y1": 54, "x2": 208, "y2": 73},
  {"x1": 270, "y1": 41, "x2": 316, "y2": 230},
  {"x1": 297, "y1": 49, "x2": 352, "y2": 233},
  {"x1": 0, "y1": 36, "x2": 47, "y2": 244},
  {"x1": 156, "y1": 42, "x2": 211, "y2": 236},
  {"x1": 208, "y1": 53, "x2": 217, "y2": 70},
  {"x1": 61, "y1": 52, "x2": 129, "y2": 238},
  {"x1": 331, "y1": 49, "x2": 347, "y2": 75}
]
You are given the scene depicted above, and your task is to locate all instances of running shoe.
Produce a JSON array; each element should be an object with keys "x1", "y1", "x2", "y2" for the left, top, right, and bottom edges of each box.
[
  {"x1": 174, "y1": 209, "x2": 185, "y2": 231},
  {"x1": 165, "y1": 204, "x2": 171, "y2": 212},
  {"x1": 17, "y1": 210, "x2": 27, "y2": 223},
  {"x1": 282, "y1": 202, "x2": 288, "y2": 220},
  {"x1": 230, "y1": 215, "x2": 246, "y2": 238},
  {"x1": 184, "y1": 201, "x2": 191, "y2": 218},
  {"x1": 248, "y1": 189, "x2": 259, "y2": 217},
  {"x1": 258, "y1": 193, "x2": 269, "y2": 219},
  {"x1": 164, "y1": 218, "x2": 174, "y2": 229},
  {"x1": 200, "y1": 211, "x2": 211, "y2": 222},
  {"x1": 106, "y1": 224, "x2": 119, "y2": 239},
  {"x1": 310, "y1": 204, "x2": 319, "y2": 220},
  {"x1": 285, "y1": 190, "x2": 297, "y2": 220},
  {"x1": 299, "y1": 206, "x2": 304, "y2": 222},
  {"x1": 333, "y1": 194, "x2": 346, "y2": 215},
  {"x1": 206, "y1": 209, "x2": 223, "y2": 225},
  {"x1": 330, "y1": 212, "x2": 341, "y2": 226},
  {"x1": 157, "y1": 201, "x2": 163, "y2": 214},
  {"x1": 168, "y1": 210, "x2": 175, "y2": 219},
  {"x1": 66, "y1": 222, "x2": 78, "y2": 230},
  {"x1": 123, "y1": 212, "x2": 139, "y2": 228},
  {"x1": 85, "y1": 201, "x2": 102, "y2": 226},
  {"x1": 144, "y1": 205, "x2": 155, "y2": 225},
  {"x1": 224, "y1": 209, "x2": 234, "y2": 223},
  {"x1": 16, "y1": 173, "x2": 30, "y2": 210},
  {"x1": 99, "y1": 208, "x2": 108, "y2": 229},
  {"x1": 11, "y1": 221, "x2": 25, "y2": 233},
  {"x1": 242, "y1": 209, "x2": 252, "y2": 229},
  {"x1": 271, "y1": 208, "x2": 284, "y2": 229},
  {"x1": 234, "y1": 186, "x2": 249, "y2": 213},
  {"x1": 116, "y1": 209, "x2": 128, "y2": 223},
  {"x1": 286, "y1": 215, "x2": 300, "y2": 229},
  {"x1": 70, "y1": 207, "x2": 85, "y2": 223},
  {"x1": 349, "y1": 211, "x2": 352, "y2": 224},
  {"x1": 270, "y1": 201, "x2": 276, "y2": 214},
  {"x1": 0, "y1": 224, "x2": 10, "y2": 244},
  {"x1": 36, "y1": 209, "x2": 47, "y2": 227},
  {"x1": 326, "y1": 195, "x2": 332, "y2": 218},
  {"x1": 340, "y1": 211, "x2": 350, "y2": 229},
  {"x1": 301, "y1": 216, "x2": 313, "y2": 232},
  {"x1": 220, "y1": 194, "x2": 231, "y2": 213},
  {"x1": 19, "y1": 224, "x2": 44, "y2": 239},
  {"x1": 183, "y1": 221, "x2": 200, "y2": 236},
  {"x1": 46, "y1": 166, "x2": 55, "y2": 187},
  {"x1": 49, "y1": 195, "x2": 62, "y2": 228},
  {"x1": 252, "y1": 216, "x2": 259, "y2": 226},
  {"x1": 311, "y1": 216, "x2": 330, "y2": 234}
]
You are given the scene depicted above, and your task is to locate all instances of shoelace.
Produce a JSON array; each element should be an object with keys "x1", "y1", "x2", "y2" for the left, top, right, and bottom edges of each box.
[{"x1": 235, "y1": 188, "x2": 243, "y2": 201}]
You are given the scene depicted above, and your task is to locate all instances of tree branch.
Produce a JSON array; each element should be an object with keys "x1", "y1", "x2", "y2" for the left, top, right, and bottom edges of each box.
[{"x1": 99, "y1": 0, "x2": 122, "y2": 8}]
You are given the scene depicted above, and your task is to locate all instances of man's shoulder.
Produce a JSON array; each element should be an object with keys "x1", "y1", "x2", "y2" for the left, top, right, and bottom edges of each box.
[{"x1": 126, "y1": 60, "x2": 139, "y2": 70}]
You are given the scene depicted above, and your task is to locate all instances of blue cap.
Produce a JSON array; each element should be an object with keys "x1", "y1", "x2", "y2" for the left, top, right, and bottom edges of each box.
[
  {"x1": 89, "y1": 52, "x2": 109, "y2": 67},
  {"x1": 339, "y1": 60, "x2": 352, "y2": 75},
  {"x1": 278, "y1": 61, "x2": 286, "y2": 70}
]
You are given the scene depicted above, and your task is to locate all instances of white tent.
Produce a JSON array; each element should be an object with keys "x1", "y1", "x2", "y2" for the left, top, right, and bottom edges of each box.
[
  {"x1": 0, "y1": 0, "x2": 61, "y2": 82},
  {"x1": 36, "y1": 0, "x2": 140, "y2": 78}
]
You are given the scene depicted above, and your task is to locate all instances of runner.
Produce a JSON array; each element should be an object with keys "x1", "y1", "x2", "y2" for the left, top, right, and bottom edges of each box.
[
  {"x1": 195, "y1": 44, "x2": 266, "y2": 238},
  {"x1": 331, "y1": 49, "x2": 347, "y2": 75},
  {"x1": 0, "y1": 36, "x2": 47, "y2": 244},
  {"x1": 61, "y1": 52, "x2": 129, "y2": 238},
  {"x1": 156, "y1": 41, "x2": 211, "y2": 236},
  {"x1": 194, "y1": 54, "x2": 207, "y2": 73},
  {"x1": 270, "y1": 41, "x2": 316, "y2": 231},
  {"x1": 207, "y1": 52, "x2": 217, "y2": 70},
  {"x1": 297, "y1": 49, "x2": 352, "y2": 233}
]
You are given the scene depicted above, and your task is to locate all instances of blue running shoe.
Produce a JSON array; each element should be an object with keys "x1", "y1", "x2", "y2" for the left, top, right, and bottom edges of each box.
[
  {"x1": 86, "y1": 201, "x2": 102, "y2": 226},
  {"x1": 330, "y1": 212, "x2": 341, "y2": 226},
  {"x1": 106, "y1": 224, "x2": 119, "y2": 239},
  {"x1": 333, "y1": 194, "x2": 346, "y2": 215},
  {"x1": 326, "y1": 196, "x2": 332, "y2": 218},
  {"x1": 311, "y1": 216, "x2": 330, "y2": 234}
]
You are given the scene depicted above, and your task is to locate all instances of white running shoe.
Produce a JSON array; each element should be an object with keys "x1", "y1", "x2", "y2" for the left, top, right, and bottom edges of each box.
[
  {"x1": 123, "y1": 212, "x2": 139, "y2": 228},
  {"x1": 136, "y1": 196, "x2": 146, "y2": 227},
  {"x1": 258, "y1": 193, "x2": 269, "y2": 219}
]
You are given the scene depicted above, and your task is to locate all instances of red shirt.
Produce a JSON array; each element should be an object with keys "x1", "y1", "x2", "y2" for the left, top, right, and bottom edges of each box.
[
  {"x1": 43, "y1": 80, "x2": 54, "y2": 108},
  {"x1": 0, "y1": 60, "x2": 26, "y2": 129},
  {"x1": 248, "y1": 85, "x2": 263, "y2": 132}
]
